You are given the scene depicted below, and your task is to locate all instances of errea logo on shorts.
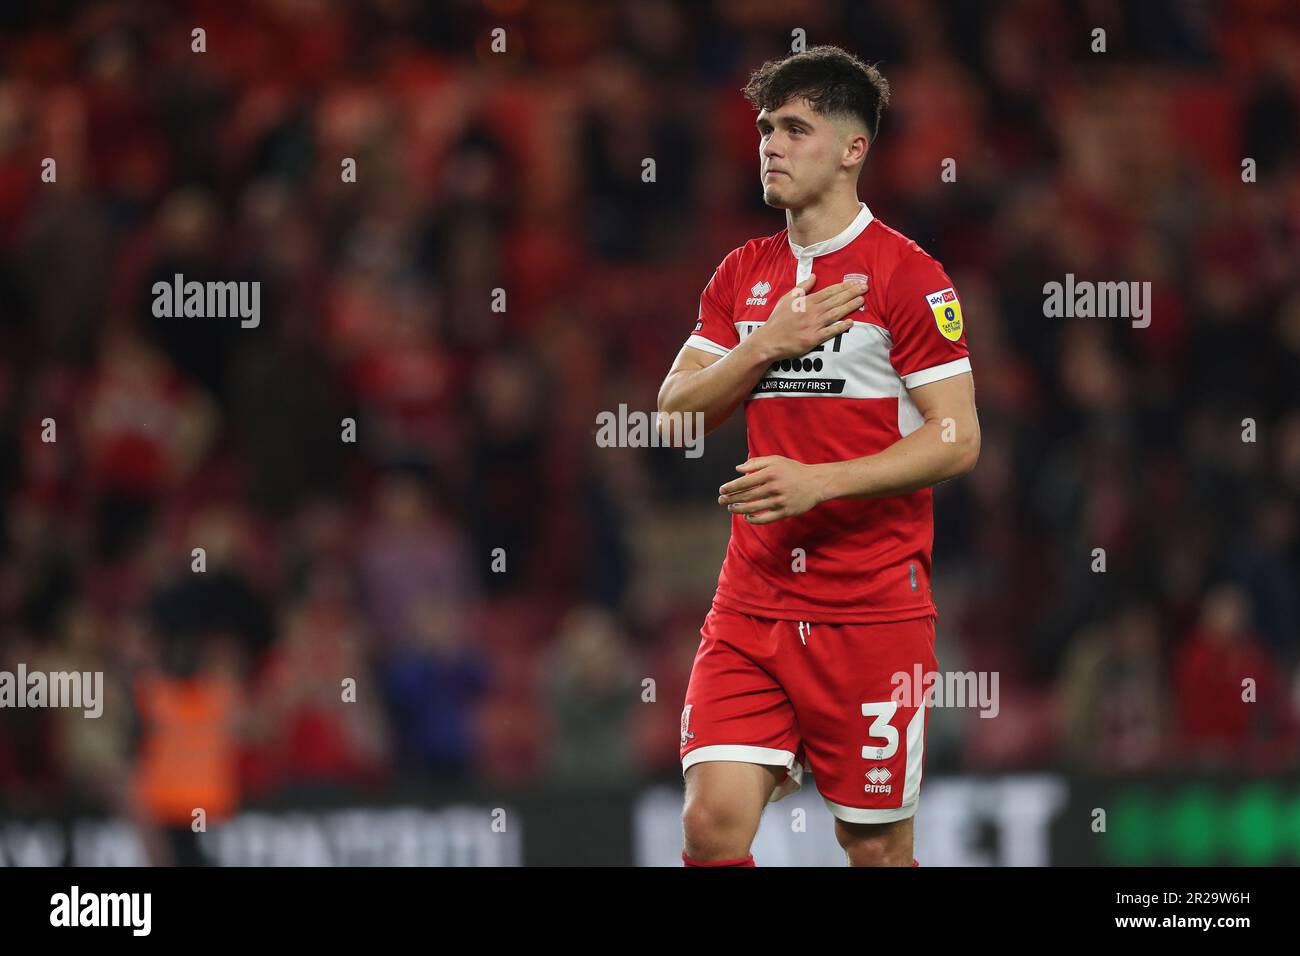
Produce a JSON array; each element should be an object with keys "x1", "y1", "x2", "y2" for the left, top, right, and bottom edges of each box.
[
  {"x1": 746, "y1": 280, "x2": 772, "y2": 306},
  {"x1": 865, "y1": 766, "x2": 893, "y2": 794}
]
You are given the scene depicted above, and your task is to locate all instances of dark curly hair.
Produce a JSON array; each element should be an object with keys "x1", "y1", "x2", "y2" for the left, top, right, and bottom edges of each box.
[{"x1": 742, "y1": 45, "x2": 891, "y2": 143}]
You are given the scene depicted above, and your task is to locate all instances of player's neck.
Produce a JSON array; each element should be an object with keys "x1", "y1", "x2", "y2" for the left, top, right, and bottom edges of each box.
[{"x1": 785, "y1": 192, "x2": 863, "y2": 248}]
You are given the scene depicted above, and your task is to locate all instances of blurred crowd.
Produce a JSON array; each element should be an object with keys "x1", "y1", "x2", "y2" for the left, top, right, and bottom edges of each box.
[{"x1": 1, "y1": 0, "x2": 1299, "y2": 850}]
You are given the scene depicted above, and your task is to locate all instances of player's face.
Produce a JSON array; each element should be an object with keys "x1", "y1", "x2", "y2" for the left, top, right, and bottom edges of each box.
[{"x1": 756, "y1": 99, "x2": 842, "y2": 209}]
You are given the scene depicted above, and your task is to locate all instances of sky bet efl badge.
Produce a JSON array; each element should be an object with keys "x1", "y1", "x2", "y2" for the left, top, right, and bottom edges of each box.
[{"x1": 927, "y1": 287, "x2": 963, "y2": 341}]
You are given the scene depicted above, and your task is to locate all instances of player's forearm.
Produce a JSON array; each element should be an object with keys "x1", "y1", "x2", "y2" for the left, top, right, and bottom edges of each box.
[
  {"x1": 657, "y1": 337, "x2": 776, "y2": 435},
  {"x1": 817, "y1": 420, "x2": 980, "y2": 501}
]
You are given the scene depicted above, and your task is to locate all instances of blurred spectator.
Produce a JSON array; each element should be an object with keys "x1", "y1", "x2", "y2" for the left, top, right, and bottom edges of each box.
[
  {"x1": 1061, "y1": 603, "x2": 1170, "y2": 771},
  {"x1": 47, "y1": 601, "x2": 134, "y2": 809},
  {"x1": 245, "y1": 566, "x2": 391, "y2": 792},
  {"x1": 130, "y1": 636, "x2": 244, "y2": 866},
  {"x1": 1173, "y1": 585, "x2": 1297, "y2": 770},
  {"x1": 1227, "y1": 495, "x2": 1300, "y2": 667},
  {"x1": 82, "y1": 333, "x2": 216, "y2": 561},
  {"x1": 379, "y1": 595, "x2": 490, "y2": 779},
  {"x1": 543, "y1": 606, "x2": 641, "y2": 785},
  {"x1": 149, "y1": 503, "x2": 273, "y2": 661},
  {"x1": 358, "y1": 471, "x2": 479, "y2": 648}
]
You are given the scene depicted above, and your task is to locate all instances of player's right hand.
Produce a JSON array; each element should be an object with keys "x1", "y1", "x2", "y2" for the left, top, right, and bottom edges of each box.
[{"x1": 750, "y1": 275, "x2": 865, "y2": 362}]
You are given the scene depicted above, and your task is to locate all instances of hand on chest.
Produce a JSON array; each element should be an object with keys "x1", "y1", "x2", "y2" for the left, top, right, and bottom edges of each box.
[{"x1": 734, "y1": 262, "x2": 895, "y2": 398}]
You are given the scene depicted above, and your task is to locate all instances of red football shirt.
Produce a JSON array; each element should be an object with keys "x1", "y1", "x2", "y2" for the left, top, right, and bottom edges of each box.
[{"x1": 686, "y1": 202, "x2": 972, "y2": 623}]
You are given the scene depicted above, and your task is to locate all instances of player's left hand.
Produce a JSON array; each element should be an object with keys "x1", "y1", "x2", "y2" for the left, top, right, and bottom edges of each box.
[{"x1": 718, "y1": 456, "x2": 831, "y2": 525}]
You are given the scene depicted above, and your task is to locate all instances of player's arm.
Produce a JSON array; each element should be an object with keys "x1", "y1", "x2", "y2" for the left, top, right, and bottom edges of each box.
[
  {"x1": 819, "y1": 370, "x2": 980, "y2": 499},
  {"x1": 655, "y1": 340, "x2": 771, "y2": 438},
  {"x1": 717, "y1": 372, "x2": 978, "y2": 523},
  {"x1": 657, "y1": 274, "x2": 865, "y2": 439}
]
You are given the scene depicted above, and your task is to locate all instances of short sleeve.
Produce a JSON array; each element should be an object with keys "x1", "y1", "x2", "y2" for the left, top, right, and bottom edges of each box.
[
  {"x1": 885, "y1": 252, "x2": 972, "y2": 388},
  {"x1": 685, "y1": 247, "x2": 742, "y2": 356}
]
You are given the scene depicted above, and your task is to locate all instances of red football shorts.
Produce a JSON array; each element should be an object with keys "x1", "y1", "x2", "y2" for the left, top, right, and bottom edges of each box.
[{"x1": 680, "y1": 604, "x2": 938, "y2": 823}]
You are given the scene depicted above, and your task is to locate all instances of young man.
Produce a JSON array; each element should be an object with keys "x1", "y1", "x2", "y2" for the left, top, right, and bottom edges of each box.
[{"x1": 658, "y1": 46, "x2": 979, "y2": 867}]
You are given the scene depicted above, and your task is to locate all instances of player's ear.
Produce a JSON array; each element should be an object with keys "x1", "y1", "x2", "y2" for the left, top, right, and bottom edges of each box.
[{"x1": 841, "y1": 125, "x2": 869, "y2": 170}]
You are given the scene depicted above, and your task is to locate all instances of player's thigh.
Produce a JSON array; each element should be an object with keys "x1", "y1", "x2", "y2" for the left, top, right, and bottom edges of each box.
[
  {"x1": 681, "y1": 759, "x2": 780, "y2": 811},
  {"x1": 783, "y1": 615, "x2": 938, "y2": 823},
  {"x1": 681, "y1": 761, "x2": 785, "y2": 853}
]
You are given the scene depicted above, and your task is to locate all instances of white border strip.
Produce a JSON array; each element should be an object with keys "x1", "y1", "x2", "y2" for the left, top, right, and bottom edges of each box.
[
  {"x1": 822, "y1": 796, "x2": 919, "y2": 824},
  {"x1": 901, "y1": 357, "x2": 971, "y2": 389},
  {"x1": 901, "y1": 702, "x2": 927, "y2": 807},
  {"x1": 685, "y1": 334, "x2": 731, "y2": 357}
]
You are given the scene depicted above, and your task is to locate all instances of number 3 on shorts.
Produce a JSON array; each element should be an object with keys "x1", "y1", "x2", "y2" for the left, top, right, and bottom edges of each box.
[{"x1": 861, "y1": 701, "x2": 899, "y2": 761}]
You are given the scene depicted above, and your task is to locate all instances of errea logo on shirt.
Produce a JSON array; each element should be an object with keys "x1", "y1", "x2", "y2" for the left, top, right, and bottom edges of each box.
[
  {"x1": 926, "y1": 287, "x2": 964, "y2": 341},
  {"x1": 746, "y1": 280, "x2": 772, "y2": 306}
]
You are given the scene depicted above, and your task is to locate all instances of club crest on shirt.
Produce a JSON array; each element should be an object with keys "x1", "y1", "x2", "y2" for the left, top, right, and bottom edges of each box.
[
  {"x1": 843, "y1": 273, "x2": 869, "y2": 311},
  {"x1": 926, "y1": 287, "x2": 963, "y2": 341}
]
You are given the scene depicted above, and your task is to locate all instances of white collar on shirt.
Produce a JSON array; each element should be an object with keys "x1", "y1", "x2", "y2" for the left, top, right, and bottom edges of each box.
[{"x1": 787, "y1": 201, "x2": 875, "y2": 259}]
